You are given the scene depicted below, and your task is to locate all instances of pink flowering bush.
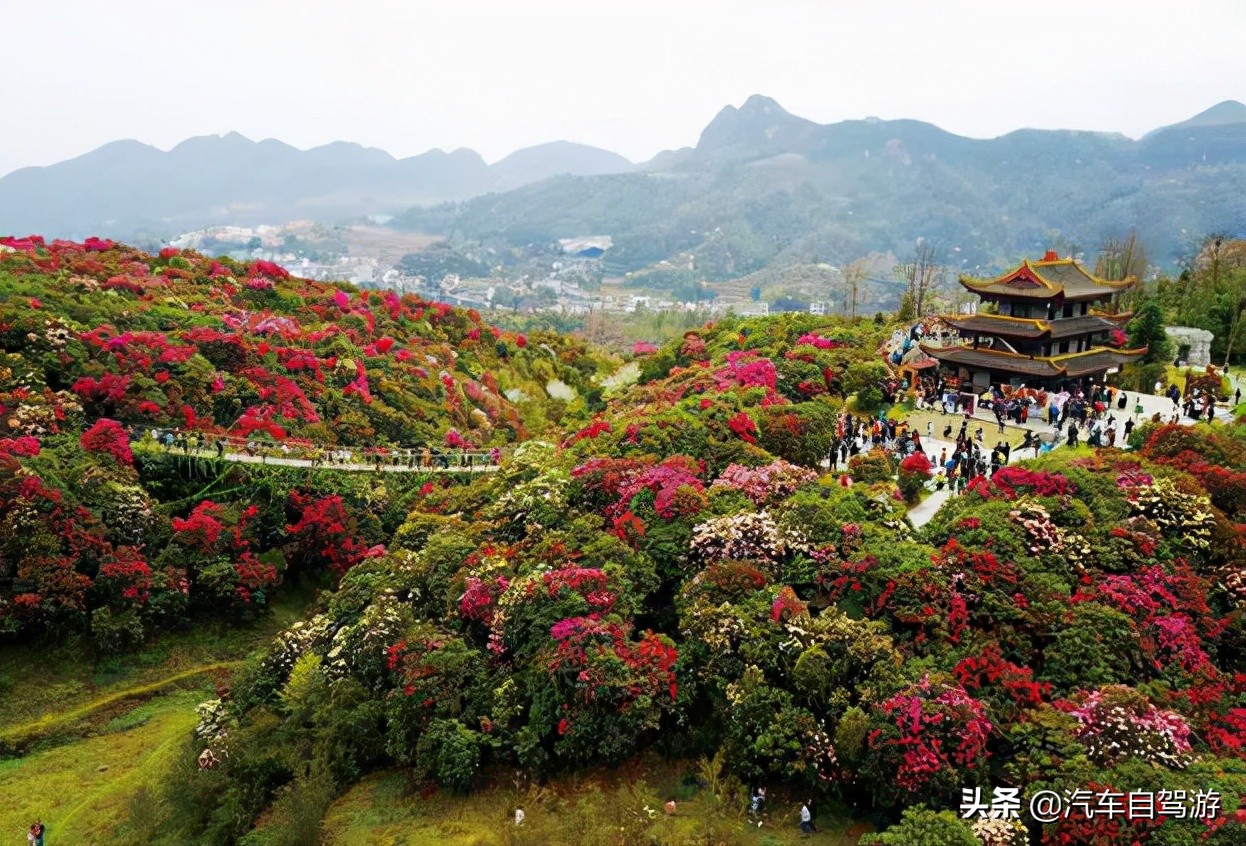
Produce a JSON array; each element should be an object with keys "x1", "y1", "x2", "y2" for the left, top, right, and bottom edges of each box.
[
  {"x1": 1068, "y1": 686, "x2": 1194, "y2": 768},
  {"x1": 711, "y1": 459, "x2": 818, "y2": 505}
]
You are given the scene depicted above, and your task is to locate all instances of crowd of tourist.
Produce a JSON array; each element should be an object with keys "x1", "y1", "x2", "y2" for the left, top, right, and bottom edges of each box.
[{"x1": 128, "y1": 426, "x2": 503, "y2": 470}]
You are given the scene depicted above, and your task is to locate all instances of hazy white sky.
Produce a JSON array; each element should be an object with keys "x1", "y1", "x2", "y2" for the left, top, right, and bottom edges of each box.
[{"x1": 3, "y1": 0, "x2": 1244, "y2": 176}]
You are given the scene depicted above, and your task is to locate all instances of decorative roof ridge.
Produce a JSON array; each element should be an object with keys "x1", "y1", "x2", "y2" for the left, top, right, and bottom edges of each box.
[
  {"x1": 1046, "y1": 345, "x2": 1149, "y2": 361},
  {"x1": 919, "y1": 342, "x2": 1031, "y2": 360},
  {"x1": 942, "y1": 313, "x2": 1049, "y2": 330}
]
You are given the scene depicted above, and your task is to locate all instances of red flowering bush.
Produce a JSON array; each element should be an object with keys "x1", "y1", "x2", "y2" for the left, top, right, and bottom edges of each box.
[
  {"x1": 80, "y1": 418, "x2": 133, "y2": 466},
  {"x1": 286, "y1": 491, "x2": 384, "y2": 577},
  {"x1": 728, "y1": 411, "x2": 759, "y2": 444},
  {"x1": 897, "y1": 452, "x2": 933, "y2": 503},
  {"x1": 966, "y1": 466, "x2": 1073, "y2": 500},
  {"x1": 545, "y1": 616, "x2": 679, "y2": 763},
  {"x1": 865, "y1": 675, "x2": 993, "y2": 799}
]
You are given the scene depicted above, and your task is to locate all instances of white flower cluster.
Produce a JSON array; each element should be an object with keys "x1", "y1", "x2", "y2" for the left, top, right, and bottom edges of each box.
[
  {"x1": 486, "y1": 469, "x2": 570, "y2": 529},
  {"x1": 42, "y1": 321, "x2": 72, "y2": 348},
  {"x1": 1072, "y1": 690, "x2": 1194, "y2": 770},
  {"x1": 1129, "y1": 479, "x2": 1214, "y2": 550},
  {"x1": 689, "y1": 511, "x2": 809, "y2": 570},
  {"x1": 12, "y1": 403, "x2": 56, "y2": 436},
  {"x1": 1008, "y1": 502, "x2": 1090, "y2": 565},
  {"x1": 263, "y1": 613, "x2": 332, "y2": 680},
  {"x1": 104, "y1": 484, "x2": 154, "y2": 543},
  {"x1": 971, "y1": 817, "x2": 1028, "y2": 846},
  {"x1": 802, "y1": 725, "x2": 838, "y2": 782},
  {"x1": 323, "y1": 594, "x2": 405, "y2": 682},
  {"x1": 678, "y1": 596, "x2": 747, "y2": 657},
  {"x1": 194, "y1": 697, "x2": 233, "y2": 745}
]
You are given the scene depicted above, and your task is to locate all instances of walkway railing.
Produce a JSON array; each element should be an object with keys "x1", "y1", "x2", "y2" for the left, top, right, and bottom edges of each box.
[{"x1": 135, "y1": 434, "x2": 506, "y2": 474}]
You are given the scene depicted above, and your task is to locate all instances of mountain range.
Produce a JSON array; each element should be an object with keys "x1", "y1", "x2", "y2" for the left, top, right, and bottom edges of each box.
[
  {"x1": 2, "y1": 98, "x2": 1245, "y2": 272},
  {"x1": 0, "y1": 135, "x2": 632, "y2": 239},
  {"x1": 402, "y1": 96, "x2": 1246, "y2": 275}
]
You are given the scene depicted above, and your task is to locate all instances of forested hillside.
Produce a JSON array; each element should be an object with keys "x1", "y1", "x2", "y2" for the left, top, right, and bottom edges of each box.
[{"x1": 5, "y1": 240, "x2": 1246, "y2": 845}]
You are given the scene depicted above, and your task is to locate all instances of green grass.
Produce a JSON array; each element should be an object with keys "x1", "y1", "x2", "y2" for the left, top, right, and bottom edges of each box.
[
  {"x1": 322, "y1": 766, "x2": 871, "y2": 846},
  {"x1": 0, "y1": 586, "x2": 313, "y2": 737},
  {"x1": 0, "y1": 589, "x2": 317, "y2": 843},
  {"x1": 0, "y1": 660, "x2": 238, "y2": 752},
  {"x1": 0, "y1": 689, "x2": 202, "y2": 844}
]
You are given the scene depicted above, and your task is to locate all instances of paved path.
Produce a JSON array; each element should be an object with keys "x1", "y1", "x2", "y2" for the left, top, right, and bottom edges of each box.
[
  {"x1": 907, "y1": 489, "x2": 951, "y2": 529},
  {"x1": 143, "y1": 447, "x2": 503, "y2": 474},
  {"x1": 903, "y1": 384, "x2": 1238, "y2": 529}
]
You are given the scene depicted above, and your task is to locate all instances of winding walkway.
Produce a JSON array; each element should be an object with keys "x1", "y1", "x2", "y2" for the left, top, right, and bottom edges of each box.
[{"x1": 141, "y1": 446, "x2": 505, "y2": 474}]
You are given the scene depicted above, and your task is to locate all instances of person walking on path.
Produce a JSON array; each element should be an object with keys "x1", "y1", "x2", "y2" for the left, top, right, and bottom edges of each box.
[{"x1": 749, "y1": 786, "x2": 766, "y2": 826}]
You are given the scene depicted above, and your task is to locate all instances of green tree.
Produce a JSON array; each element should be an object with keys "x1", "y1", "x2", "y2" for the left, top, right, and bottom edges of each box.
[
  {"x1": 896, "y1": 291, "x2": 916, "y2": 322},
  {"x1": 1126, "y1": 298, "x2": 1174, "y2": 364},
  {"x1": 862, "y1": 805, "x2": 979, "y2": 846}
]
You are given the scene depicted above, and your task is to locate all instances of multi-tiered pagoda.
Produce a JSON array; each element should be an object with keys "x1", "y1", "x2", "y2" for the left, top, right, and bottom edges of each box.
[{"x1": 920, "y1": 251, "x2": 1146, "y2": 390}]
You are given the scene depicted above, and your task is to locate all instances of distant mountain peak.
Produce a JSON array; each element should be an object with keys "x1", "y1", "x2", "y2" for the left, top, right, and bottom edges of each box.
[
  {"x1": 1146, "y1": 100, "x2": 1246, "y2": 137},
  {"x1": 696, "y1": 94, "x2": 818, "y2": 158},
  {"x1": 739, "y1": 94, "x2": 789, "y2": 116}
]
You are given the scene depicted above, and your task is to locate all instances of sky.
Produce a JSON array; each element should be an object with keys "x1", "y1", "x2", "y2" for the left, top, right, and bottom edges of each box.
[{"x1": 3, "y1": 0, "x2": 1245, "y2": 177}]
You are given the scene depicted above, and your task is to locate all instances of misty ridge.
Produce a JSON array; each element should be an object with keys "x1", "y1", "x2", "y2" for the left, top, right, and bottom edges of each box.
[{"x1": 2, "y1": 95, "x2": 1245, "y2": 271}]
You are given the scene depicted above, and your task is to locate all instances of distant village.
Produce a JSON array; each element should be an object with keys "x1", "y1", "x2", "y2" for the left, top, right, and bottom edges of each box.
[{"x1": 167, "y1": 223, "x2": 848, "y2": 318}]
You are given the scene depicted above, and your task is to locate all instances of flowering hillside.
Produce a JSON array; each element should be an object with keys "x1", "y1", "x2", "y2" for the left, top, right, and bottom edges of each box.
[
  {"x1": 8, "y1": 247, "x2": 1246, "y2": 844},
  {"x1": 0, "y1": 237, "x2": 613, "y2": 648},
  {"x1": 128, "y1": 310, "x2": 1246, "y2": 845}
]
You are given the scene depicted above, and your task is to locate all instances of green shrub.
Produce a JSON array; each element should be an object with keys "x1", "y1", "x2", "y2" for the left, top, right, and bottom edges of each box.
[
  {"x1": 416, "y1": 718, "x2": 484, "y2": 793},
  {"x1": 849, "y1": 448, "x2": 895, "y2": 484},
  {"x1": 860, "y1": 805, "x2": 979, "y2": 845}
]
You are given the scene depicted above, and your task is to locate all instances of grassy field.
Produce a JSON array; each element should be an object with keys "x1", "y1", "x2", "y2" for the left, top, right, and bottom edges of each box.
[
  {"x1": 321, "y1": 763, "x2": 872, "y2": 846},
  {"x1": 0, "y1": 590, "x2": 314, "y2": 844},
  {"x1": 0, "y1": 689, "x2": 202, "y2": 843}
]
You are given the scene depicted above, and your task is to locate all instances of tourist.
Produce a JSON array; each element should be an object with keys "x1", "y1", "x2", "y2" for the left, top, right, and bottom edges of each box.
[
  {"x1": 1124, "y1": 418, "x2": 1134, "y2": 439},
  {"x1": 750, "y1": 787, "x2": 766, "y2": 826},
  {"x1": 1067, "y1": 423, "x2": 1080, "y2": 448},
  {"x1": 28, "y1": 821, "x2": 45, "y2": 846},
  {"x1": 799, "y1": 801, "x2": 813, "y2": 837},
  {"x1": 1236, "y1": 387, "x2": 1242, "y2": 406},
  {"x1": 514, "y1": 807, "x2": 525, "y2": 826}
]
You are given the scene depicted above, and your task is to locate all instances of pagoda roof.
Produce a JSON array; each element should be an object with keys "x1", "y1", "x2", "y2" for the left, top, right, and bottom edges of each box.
[
  {"x1": 960, "y1": 256, "x2": 1137, "y2": 302},
  {"x1": 940, "y1": 313, "x2": 1124, "y2": 340},
  {"x1": 919, "y1": 343, "x2": 1147, "y2": 379}
]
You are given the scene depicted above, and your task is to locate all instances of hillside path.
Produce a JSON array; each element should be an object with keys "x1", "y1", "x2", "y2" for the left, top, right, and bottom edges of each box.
[{"x1": 145, "y1": 446, "x2": 504, "y2": 474}]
